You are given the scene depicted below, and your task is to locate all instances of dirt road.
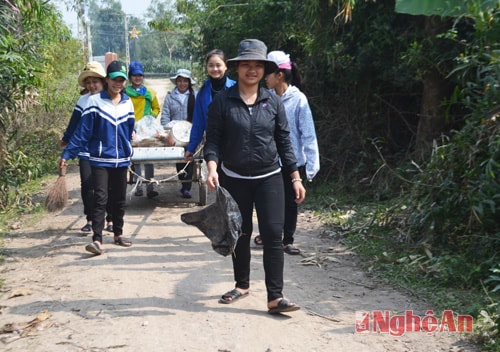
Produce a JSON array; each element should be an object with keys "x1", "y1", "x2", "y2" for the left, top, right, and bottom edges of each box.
[{"x1": 0, "y1": 79, "x2": 477, "y2": 351}]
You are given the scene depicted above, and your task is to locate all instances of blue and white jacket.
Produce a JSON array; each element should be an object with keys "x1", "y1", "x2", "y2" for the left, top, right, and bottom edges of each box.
[
  {"x1": 270, "y1": 85, "x2": 320, "y2": 181},
  {"x1": 62, "y1": 93, "x2": 92, "y2": 160},
  {"x1": 61, "y1": 90, "x2": 135, "y2": 168},
  {"x1": 187, "y1": 76, "x2": 236, "y2": 153}
]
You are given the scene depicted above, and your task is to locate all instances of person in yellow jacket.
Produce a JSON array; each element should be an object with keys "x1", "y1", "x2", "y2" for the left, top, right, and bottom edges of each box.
[{"x1": 125, "y1": 61, "x2": 161, "y2": 198}]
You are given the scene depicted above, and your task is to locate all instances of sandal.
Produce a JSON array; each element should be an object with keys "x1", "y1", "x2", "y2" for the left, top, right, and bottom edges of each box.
[
  {"x1": 105, "y1": 224, "x2": 113, "y2": 233},
  {"x1": 218, "y1": 289, "x2": 249, "y2": 304},
  {"x1": 268, "y1": 298, "x2": 301, "y2": 314},
  {"x1": 81, "y1": 223, "x2": 92, "y2": 232},
  {"x1": 85, "y1": 241, "x2": 102, "y2": 255},
  {"x1": 114, "y1": 236, "x2": 132, "y2": 247},
  {"x1": 284, "y1": 244, "x2": 301, "y2": 255},
  {"x1": 254, "y1": 235, "x2": 263, "y2": 246}
]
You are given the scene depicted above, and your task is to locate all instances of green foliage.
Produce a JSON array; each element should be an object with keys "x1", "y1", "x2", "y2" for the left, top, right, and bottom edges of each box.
[
  {"x1": 88, "y1": 0, "x2": 127, "y2": 56},
  {"x1": 176, "y1": 0, "x2": 312, "y2": 76},
  {"x1": 365, "y1": 3, "x2": 499, "y2": 348},
  {"x1": 0, "y1": 128, "x2": 60, "y2": 212},
  {"x1": 395, "y1": 0, "x2": 498, "y2": 17},
  {"x1": 472, "y1": 265, "x2": 500, "y2": 350},
  {"x1": 402, "y1": 118, "x2": 499, "y2": 259},
  {"x1": 308, "y1": 185, "x2": 496, "y2": 308},
  {"x1": 304, "y1": 0, "x2": 426, "y2": 188},
  {"x1": 485, "y1": 265, "x2": 500, "y2": 293},
  {"x1": 0, "y1": 0, "x2": 81, "y2": 211},
  {"x1": 387, "y1": 2, "x2": 500, "y2": 267}
]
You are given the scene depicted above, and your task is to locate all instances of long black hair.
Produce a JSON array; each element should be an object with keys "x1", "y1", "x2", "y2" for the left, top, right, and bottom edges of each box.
[
  {"x1": 205, "y1": 49, "x2": 227, "y2": 64},
  {"x1": 277, "y1": 62, "x2": 304, "y2": 91},
  {"x1": 187, "y1": 83, "x2": 195, "y2": 122}
]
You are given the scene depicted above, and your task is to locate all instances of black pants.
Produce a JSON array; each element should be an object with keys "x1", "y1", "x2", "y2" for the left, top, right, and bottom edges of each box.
[
  {"x1": 79, "y1": 159, "x2": 112, "y2": 223},
  {"x1": 222, "y1": 171, "x2": 285, "y2": 302},
  {"x1": 281, "y1": 165, "x2": 305, "y2": 246},
  {"x1": 176, "y1": 162, "x2": 193, "y2": 192},
  {"x1": 91, "y1": 166, "x2": 128, "y2": 243}
]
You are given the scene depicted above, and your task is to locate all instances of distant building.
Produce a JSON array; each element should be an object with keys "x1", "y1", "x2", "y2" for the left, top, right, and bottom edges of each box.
[
  {"x1": 91, "y1": 53, "x2": 117, "y2": 69},
  {"x1": 92, "y1": 55, "x2": 106, "y2": 69}
]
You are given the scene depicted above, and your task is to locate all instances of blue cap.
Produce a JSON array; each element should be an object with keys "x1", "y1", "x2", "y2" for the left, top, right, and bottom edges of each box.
[{"x1": 128, "y1": 61, "x2": 144, "y2": 76}]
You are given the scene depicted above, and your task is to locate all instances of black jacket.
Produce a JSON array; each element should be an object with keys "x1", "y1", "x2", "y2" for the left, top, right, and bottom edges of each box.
[{"x1": 204, "y1": 85, "x2": 298, "y2": 177}]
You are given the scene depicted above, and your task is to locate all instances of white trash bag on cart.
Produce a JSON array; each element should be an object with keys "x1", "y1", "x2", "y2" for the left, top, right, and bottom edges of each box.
[{"x1": 134, "y1": 115, "x2": 166, "y2": 144}]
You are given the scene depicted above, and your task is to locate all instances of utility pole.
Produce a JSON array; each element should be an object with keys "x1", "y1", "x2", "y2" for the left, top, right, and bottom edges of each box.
[
  {"x1": 78, "y1": 1, "x2": 86, "y2": 63},
  {"x1": 86, "y1": 19, "x2": 93, "y2": 62},
  {"x1": 124, "y1": 14, "x2": 130, "y2": 68}
]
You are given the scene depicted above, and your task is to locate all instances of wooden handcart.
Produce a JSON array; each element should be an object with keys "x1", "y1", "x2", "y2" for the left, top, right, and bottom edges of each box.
[{"x1": 129, "y1": 146, "x2": 207, "y2": 205}]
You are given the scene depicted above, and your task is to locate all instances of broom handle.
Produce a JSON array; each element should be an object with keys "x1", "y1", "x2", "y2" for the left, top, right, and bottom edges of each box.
[{"x1": 59, "y1": 163, "x2": 67, "y2": 177}]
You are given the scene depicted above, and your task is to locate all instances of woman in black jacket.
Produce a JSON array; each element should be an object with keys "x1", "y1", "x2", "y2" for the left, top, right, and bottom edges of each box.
[{"x1": 204, "y1": 39, "x2": 306, "y2": 314}]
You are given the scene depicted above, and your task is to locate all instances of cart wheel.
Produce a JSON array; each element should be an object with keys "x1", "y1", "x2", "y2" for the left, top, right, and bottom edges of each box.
[{"x1": 198, "y1": 181, "x2": 207, "y2": 206}]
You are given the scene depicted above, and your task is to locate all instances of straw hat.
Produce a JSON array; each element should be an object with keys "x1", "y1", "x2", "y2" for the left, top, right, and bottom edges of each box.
[{"x1": 78, "y1": 61, "x2": 106, "y2": 87}]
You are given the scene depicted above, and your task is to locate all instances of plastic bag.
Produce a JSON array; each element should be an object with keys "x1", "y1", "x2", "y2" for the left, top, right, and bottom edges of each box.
[
  {"x1": 134, "y1": 115, "x2": 165, "y2": 142},
  {"x1": 181, "y1": 186, "x2": 242, "y2": 256}
]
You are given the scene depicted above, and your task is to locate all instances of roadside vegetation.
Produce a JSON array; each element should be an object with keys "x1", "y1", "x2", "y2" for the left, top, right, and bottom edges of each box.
[{"x1": 0, "y1": 0, "x2": 498, "y2": 349}]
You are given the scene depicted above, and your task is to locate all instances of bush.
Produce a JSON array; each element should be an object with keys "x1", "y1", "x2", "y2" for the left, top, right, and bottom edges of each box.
[{"x1": 403, "y1": 117, "x2": 499, "y2": 263}]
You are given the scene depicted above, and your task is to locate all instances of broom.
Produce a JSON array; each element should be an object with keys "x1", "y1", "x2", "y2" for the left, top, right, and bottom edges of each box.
[{"x1": 45, "y1": 162, "x2": 68, "y2": 212}]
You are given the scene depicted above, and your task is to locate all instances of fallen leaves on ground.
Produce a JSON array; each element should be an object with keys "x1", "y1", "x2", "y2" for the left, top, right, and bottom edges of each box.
[
  {"x1": 7, "y1": 288, "x2": 33, "y2": 299},
  {"x1": 0, "y1": 310, "x2": 53, "y2": 344}
]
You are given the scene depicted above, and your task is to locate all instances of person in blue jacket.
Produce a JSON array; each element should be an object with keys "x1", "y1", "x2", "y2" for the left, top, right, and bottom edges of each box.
[
  {"x1": 184, "y1": 49, "x2": 236, "y2": 161},
  {"x1": 59, "y1": 61, "x2": 135, "y2": 255},
  {"x1": 59, "y1": 61, "x2": 113, "y2": 234}
]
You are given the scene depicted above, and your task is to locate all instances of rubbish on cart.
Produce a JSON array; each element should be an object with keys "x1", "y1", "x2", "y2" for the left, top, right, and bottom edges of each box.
[
  {"x1": 133, "y1": 115, "x2": 168, "y2": 147},
  {"x1": 165, "y1": 120, "x2": 192, "y2": 147}
]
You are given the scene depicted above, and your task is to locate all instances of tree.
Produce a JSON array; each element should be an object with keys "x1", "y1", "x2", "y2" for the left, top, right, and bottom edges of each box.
[
  {"x1": 88, "y1": 0, "x2": 126, "y2": 56},
  {"x1": 0, "y1": 0, "x2": 75, "y2": 170},
  {"x1": 394, "y1": 0, "x2": 499, "y2": 157},
  {"x1": 0, "y1": 0, "x2": 82, "y2": 209},
  {"x1": 147, "y1": 0, "x2": 181, "y2": 61}
]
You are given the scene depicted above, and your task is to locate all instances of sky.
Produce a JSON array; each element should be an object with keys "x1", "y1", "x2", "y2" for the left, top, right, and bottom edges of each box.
[{"x1": 54, "y1": 0, "x2": 152, "y2": 37}]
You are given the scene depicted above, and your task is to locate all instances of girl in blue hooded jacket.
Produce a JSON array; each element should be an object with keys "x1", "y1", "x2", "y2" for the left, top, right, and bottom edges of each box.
[
  {"x1": 60, "y1": 61, "x2": 135, "y2": 255},
  {"x1": 184, "y1": 49, "x2": 235, "y2": 161}
]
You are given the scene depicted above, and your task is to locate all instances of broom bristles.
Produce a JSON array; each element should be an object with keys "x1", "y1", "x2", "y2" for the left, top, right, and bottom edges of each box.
[{"x1": 45, "y1": 164, "x2": 68, "y2": 212}]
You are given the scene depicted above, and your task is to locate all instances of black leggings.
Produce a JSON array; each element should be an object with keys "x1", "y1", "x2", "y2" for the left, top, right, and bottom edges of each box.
[
  {"x1": 222, "y1": 171, "x2": 285, "y2": 302},
  {"x1": 91, "y1": 166, "x2": 128, "y2": 243},
  {"x1": 79, "y1": 159, "x2": 112, "y2": 223},
  {"x1": 282, "y1": 165, "x2": 305, "y2": 245}
]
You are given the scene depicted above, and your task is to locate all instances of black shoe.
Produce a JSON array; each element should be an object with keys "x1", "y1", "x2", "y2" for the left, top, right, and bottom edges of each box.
[
  {"x1": 147, "y1": 190, "x2": 159, "y2": 199},
  {"x1": 135, "y1": 188, "x2": 144, "y2": 197}
]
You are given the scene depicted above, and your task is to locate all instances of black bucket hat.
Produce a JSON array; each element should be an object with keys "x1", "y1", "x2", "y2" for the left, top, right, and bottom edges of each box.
[{"x1": 227, "y1": 39, "x2": 278, "y2": 74}]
